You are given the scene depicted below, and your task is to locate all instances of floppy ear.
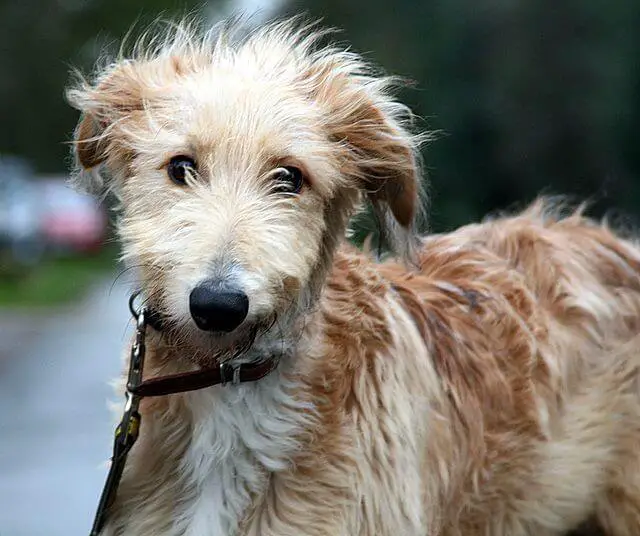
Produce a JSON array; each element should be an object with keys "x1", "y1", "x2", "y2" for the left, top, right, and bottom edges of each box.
[
  {"x1": 66, "y1": 62, "x2": 145, "y2": 195},
  {"x1": 305, "y1": 54, "x2": 425, "y2": 258},
  {"x1": 338, "y1": 98, "x2": 420, "y2": 229},
  {"x1": 74, "y1": 113, "x2": 107, "y2": 170}
]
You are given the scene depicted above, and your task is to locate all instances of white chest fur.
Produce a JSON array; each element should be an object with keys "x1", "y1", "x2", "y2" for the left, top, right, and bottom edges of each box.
[{"x1": 172, "y1": 369, "x2": 313, "y2": 536}]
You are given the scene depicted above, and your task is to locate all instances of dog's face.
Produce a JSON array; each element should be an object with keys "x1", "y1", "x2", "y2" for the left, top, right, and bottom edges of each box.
[{"x1": 68, "y1": 20, "x2": 422, "y2": 363}]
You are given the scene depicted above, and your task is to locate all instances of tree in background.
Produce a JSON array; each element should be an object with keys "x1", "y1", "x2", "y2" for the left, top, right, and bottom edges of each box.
[{"x1": 283, "y1": 0, "x2": 640, "y2": 232}]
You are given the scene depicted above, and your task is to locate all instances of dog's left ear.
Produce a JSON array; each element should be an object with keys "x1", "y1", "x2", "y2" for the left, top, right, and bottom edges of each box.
[
  {"x1": 306, "y1": 57, "x2": 424, "y2": 257},
  {"x1": 74, "y1": 113, "x2": 106, "y2": 170},
  {"x1": 342, "y1": 98, "x2": 420, "y2": 230}
]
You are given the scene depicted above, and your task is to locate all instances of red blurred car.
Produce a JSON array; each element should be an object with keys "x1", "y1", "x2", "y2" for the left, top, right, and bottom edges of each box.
[{"x1": 38, "y1": 177, "x2": 106, "y2": 253}]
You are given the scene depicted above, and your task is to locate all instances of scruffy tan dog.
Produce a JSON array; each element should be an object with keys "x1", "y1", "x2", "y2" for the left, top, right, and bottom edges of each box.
[{"x1": 68, "y1": 16, "x2": 640, "y2": 536}]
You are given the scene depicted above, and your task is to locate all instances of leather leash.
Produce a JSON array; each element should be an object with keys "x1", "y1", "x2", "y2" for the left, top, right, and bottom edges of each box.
[{"x1": 89, "y1": 293, "x2": 277, "y2": 535}]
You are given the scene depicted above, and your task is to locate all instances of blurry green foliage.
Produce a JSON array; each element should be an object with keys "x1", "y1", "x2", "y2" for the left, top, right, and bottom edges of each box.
[
  {"x1": 0, "y1": 0, "x2": 205, "y2": 173},
  {"x1": 284, "y1": 0, "x2": 640, "y2": 232},
  {"x1": 0, "y1": 244, "x2": 118, "y2": 306},
  {"x1": 1, "y1": 0, "x2": 639, "y2": 234}
]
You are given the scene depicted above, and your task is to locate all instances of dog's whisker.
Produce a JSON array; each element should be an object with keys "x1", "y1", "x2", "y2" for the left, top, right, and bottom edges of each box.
[{"x1": 109, "y1": 263, "x2": 144, "y2": 295}]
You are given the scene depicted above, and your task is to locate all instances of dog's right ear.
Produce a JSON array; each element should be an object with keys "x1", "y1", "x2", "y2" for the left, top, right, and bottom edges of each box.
[
  {"x1": 74, "y1": 113, "x2": 106, "y2": 170},
  {"x1": 67, "y1": 62, "x2": 145, "y2": 195}
]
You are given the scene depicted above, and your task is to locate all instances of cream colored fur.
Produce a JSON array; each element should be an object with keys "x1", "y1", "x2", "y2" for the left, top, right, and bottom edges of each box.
[{"x1": 68, "y1": 16, "x2": 640, "y2": 536}]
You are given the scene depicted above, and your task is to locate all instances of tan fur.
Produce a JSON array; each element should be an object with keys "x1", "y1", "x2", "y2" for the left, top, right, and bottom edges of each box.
[{"x1": 68, "y1": 17, "x2": 640, "y2": 536}]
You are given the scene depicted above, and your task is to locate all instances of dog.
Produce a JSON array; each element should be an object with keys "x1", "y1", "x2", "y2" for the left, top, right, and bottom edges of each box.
[{"x1": 67, "y1": 16, "x2": 640, "y2": 536}]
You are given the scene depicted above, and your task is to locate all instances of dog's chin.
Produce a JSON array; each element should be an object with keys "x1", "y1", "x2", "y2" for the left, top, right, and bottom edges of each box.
[
  {"x1": 158, "y1": 306, "x2": 292, "y2": 368},
  {"x1": 180, "y1": 326, "x2": 253, "y2": 366},
  {"x1": 171, "y1": 316, "x2": 278, "y2": 368}
]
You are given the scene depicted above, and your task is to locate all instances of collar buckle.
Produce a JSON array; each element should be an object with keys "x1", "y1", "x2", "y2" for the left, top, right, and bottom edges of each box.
[{"x1": 220, "y1": 362, "x2": 241, "y2": 385}]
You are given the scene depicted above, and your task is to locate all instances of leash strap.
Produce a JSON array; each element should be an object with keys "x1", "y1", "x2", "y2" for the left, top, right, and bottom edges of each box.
[
  {"x1": 89, "y1": 293, "x2": 278, "y2": 535},
  {"x1": 89, "y1": 409, "x2": 141, "y2": 535},
  {"x1": 90, "y1": 304, "x2": 146, "y2": 536}
]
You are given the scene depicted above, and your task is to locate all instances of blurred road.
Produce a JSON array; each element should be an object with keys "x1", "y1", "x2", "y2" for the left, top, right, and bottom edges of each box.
[{"x1": 0, "y1": 276, "x2": 133, "y2": 536}]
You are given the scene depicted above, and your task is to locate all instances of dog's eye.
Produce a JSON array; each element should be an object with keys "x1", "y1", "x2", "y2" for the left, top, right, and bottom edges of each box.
[
  {"x1": 271, "y1": 166, "x2": 305, "y2": 194},
  {"x1": 167, "y1": 156, "x2": 197, "y2": 185}
]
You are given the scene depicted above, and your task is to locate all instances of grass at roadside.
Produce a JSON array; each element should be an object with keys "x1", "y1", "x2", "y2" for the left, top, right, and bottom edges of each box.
[{"x1": 0, "y1": 245, "x2": 119, "y2": 307}]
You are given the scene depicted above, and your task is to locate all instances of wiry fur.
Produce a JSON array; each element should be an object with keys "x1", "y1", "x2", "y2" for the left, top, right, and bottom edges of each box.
[{"x1": 68, "y1": 16, "x2": 640, "y2": 536}]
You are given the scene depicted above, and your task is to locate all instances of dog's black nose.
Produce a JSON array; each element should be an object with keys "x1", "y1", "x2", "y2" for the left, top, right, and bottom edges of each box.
[{"x1": 189, "y1": 281, "x2": 249, "y2": 333}]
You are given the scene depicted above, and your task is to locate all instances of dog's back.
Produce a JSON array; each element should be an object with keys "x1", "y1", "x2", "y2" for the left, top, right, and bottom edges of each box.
[{"x1": 374, "y1": 200, "x2": 640, "y2": 534}]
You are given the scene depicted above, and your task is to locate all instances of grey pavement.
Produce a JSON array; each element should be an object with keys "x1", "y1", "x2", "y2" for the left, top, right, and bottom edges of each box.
[{"x1": 0, "y1": 276, "x2": 133, "y2": 536}]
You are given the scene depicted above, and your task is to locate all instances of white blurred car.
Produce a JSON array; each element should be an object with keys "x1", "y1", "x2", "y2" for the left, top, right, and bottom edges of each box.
[{"x1": 0, "y1": 159, "x2": 45, "y2": 268}]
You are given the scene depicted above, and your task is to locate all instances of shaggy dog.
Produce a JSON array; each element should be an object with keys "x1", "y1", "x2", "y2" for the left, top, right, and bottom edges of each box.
[{"x1": 68, "y1": 17, "x2": 640, "y2": 536}]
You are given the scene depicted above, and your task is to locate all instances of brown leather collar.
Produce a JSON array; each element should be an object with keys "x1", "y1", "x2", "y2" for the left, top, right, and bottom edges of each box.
[{"x1": 129, "y1": 359, "x2": 279, "y2": 397}]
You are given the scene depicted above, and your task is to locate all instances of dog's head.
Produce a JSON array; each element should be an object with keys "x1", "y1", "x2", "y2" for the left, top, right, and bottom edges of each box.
[{"x1": 67, "y1": 18, "x2": 424, "y2": 363}]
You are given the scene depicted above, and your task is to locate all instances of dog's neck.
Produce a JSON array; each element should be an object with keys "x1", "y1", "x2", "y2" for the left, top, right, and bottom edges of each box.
[
  {"x1": 117, "y1": 310, "x2": 320, "y2": 536},
  {"x1": 112, "y1": 249, "x2": 369, "y2": 536}
]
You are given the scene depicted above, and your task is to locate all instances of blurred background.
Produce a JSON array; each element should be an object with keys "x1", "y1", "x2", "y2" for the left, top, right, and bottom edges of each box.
[{"x1": 0, "y1": 0, "x2": 639, "y2": 534}]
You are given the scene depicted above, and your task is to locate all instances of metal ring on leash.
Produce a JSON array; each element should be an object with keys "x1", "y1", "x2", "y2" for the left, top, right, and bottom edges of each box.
[{"x1": 128, "y1": 290, "x2": 143, "y2": 320}]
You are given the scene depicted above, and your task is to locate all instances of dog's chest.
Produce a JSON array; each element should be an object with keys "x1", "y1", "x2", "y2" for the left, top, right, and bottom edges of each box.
[
  {"x1": 175, "y1": 377, "x2": 309, "y2": 536},
  {"x1": 177, "y1": 444, "x2": 262, "y2": 536}
]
